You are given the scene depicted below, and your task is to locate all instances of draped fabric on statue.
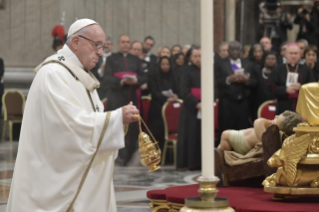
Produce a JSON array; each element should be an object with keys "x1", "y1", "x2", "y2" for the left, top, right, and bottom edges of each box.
[
  {"x1": 177, "y1": 64, "x2": 201, "y2": 169},
  {"x1": 148, "y1": 57, "x2": 178, "y2": 150},
  {"x1": 6, "y1": 45, "x2": 125, "y2": 212},
  {"x1": 103, "y1": 52, "x2": 147, "y2": 165},
  {"x1": 270, "y1": 63, "x2": 315, "y2": 115}
]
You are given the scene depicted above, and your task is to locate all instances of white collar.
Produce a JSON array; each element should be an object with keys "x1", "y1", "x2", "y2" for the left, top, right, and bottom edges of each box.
[
  {"x1": 57, "y1": 45, "x2": 84, "y2": 69},
  {"x1": 230, "y1": 58, "x2": 241, "y2": 63},
  {"x1": 104, "y1": 52, "x2": 112, "y2": 57}
]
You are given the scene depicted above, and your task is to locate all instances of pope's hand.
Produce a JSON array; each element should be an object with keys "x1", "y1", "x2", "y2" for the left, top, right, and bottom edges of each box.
[{"x1": 122, "y1": 102, "x2": 140, "y2": 125}]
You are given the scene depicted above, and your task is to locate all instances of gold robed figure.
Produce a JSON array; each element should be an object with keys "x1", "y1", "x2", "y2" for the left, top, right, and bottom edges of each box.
[{"x1": 263, "y1": 82, "x2": 319, "y2": 200}]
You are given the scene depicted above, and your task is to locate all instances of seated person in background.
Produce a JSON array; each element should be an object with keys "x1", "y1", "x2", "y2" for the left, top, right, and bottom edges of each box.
[{"x1": 217, "y1": 111, "x2": 303, "y2": 155}]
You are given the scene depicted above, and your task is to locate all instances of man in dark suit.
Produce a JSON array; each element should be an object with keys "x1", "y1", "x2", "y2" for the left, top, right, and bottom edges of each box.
[
  {"x1": 143, "y1": 36, "x2": 157, "y2": 74},
  {"x1": 90, "y1": 36, "x2": 113, "y2": 100},
  {"x1": 215, "y1": 41, "x2": 257, "y2": 134},
  {"x1": 103, "y1": 34, "x2": 146, "y2": 166}
]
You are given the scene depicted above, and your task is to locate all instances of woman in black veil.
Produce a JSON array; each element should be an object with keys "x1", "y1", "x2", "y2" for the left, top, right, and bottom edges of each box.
[{"x1": 147, "y1": 56, "x2": 179, "y2": 150}]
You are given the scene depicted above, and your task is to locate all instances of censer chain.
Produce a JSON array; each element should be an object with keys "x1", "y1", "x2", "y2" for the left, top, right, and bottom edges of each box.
[{"x1": 138, "y1": 116, "x2": 161, "y2": 150}]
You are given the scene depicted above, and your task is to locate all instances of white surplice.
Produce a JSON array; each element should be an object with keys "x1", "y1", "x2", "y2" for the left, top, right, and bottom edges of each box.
[{"x1": 6, "y1": 45, "x2": 125, "y2": 212}]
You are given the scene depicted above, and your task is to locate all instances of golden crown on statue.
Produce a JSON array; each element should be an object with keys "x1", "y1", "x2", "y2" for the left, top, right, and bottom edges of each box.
[{"x1": 135, "y1": 115, "x2": 161, "y2": 172}]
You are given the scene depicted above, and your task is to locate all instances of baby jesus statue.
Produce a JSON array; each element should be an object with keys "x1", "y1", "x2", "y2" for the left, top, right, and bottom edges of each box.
[{"x1": 217, "y1": 111, "x2": 303, "y2": 155}]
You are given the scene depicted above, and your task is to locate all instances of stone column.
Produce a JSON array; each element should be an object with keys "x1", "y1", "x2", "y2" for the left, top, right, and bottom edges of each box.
[{"x1": 225, "y1": 0, "x2": 236, "y2": 42}]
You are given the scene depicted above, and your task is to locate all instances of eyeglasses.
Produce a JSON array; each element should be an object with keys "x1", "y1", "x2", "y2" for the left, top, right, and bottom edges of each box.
[{"x1": 78, "y1": 35, "x2": 107, "y2": 52}]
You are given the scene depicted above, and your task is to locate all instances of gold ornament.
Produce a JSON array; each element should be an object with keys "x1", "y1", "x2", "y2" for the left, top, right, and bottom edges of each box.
[
  {"x1": 136, "y1": 115, "x2": 161, "y2": 172},
  {"x1": 263, "y1": 124, "x2": 319, "y2": 200}
]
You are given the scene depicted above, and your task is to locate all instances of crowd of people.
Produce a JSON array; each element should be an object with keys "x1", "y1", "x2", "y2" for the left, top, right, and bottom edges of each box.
[
  {"x1": 81, "y1": 25, "x2": 317, "y2": 169},
  {"x1": 2, "y1": 2, "x2": 319, "y2": 169}
]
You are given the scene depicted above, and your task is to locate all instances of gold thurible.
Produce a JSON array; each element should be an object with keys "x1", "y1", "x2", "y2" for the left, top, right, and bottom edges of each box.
[{"x1": 136, "y1": 115, "x2": 161, "y2": 172}]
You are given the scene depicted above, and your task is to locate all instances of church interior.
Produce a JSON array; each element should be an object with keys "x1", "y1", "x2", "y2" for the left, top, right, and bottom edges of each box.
[{"x1": 1, "y1": 0, "x2": 319, "y2": 211}]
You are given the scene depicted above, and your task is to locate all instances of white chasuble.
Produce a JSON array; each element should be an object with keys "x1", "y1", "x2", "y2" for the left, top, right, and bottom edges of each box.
[{"x1": 6, "y1": 45, "x2": 125, "y2": 212}]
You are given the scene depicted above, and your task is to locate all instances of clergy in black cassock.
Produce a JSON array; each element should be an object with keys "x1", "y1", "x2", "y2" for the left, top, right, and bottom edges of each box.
[
  {"x1": 148, "y1": 57, "x2": 178, "y2": 150},
  {"x1": 215, "y1": 41, "x2": 256, "y2": 135},
  {"x1": 271, "y1": 44, "x2": 315, "y2": 115},
  {"x1": 177, "y1": 47, "x2": 202, "y2": 170},
  {"x1": 103, "y1": 35, "x2": 146, "y2": 166}
]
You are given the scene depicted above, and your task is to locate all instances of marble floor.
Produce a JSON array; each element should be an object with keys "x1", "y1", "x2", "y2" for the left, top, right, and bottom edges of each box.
[{"x1": 0, "y1": 141, "x2": 201, "y2": 212}]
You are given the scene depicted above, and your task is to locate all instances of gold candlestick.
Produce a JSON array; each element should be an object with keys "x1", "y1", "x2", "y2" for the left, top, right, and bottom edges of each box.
[{"x1": 180, "y1": 176, "x2": 234, "y2": 212}]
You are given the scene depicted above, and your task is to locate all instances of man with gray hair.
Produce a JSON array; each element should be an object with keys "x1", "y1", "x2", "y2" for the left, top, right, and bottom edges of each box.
[
  {"x1": 218, "y1": 42, "x2": 229, "y2": 59},
  {"x1": 215, "y1": 41, "x2": 256, "y2": 138},
  {"x1": 297, "y1": 39, "x2": 308, "y2": 64},
  {"x1": 6, "y1": 19, "x2": 139, "y2": 212}
]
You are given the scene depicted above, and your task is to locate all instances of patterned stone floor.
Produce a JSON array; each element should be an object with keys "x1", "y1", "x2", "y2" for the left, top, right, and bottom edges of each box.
[{"x1": 0, "y1": 141, "x2": 201, "y2": 212}]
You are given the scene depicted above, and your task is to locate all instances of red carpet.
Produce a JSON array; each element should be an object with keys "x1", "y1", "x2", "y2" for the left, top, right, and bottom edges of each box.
[{"x1": 149, "y1": 184, "x2": 319, "y2": 212}]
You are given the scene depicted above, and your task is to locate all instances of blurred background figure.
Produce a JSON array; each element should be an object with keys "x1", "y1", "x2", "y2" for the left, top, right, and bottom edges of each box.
[
  {"x1": 278, "y1": 41, "x2": 289, "y2": 64},
  {"x1": 260, "y1": 37, "x2": 274, "y2": 52},
  {"x1": 182, "y1": 44, "x2": 191, "y2": 57},
  {"x1": 271, "y1": 43, "x2": 315, "y2": 115},
  {"x1": 248, "y1": 43, "x2": 266, "y2": 69},
  {"x1": 216, "y1": 42, "x2": 229, "y2": 62},
  {"x1": 51, "y1": 25, "x2": 66, "y2": 52},
  {"x1": 159, "y1": 47, "x2": 171, "y2": 58},
  {"x1": 91, "y1": 37, "x2": 113, "y2": 100},
  {"x1": 172, "y1": 53, "x2": 186, "y2": 72},
  {"x1": 251, "y1": 51, "x2": 277, "y2": 120},
  {"x1": 297, "y1": 39, "x2": 309, "y2": 64},
  {"x1": 304, "y1": 45, "x2": 319, "y2": 80},
  {"x1": 130, "y1": 41, "x2": 143, "y2": 57},
  {"x1": 257, "y1": 0, "x2": 292, "y2": 51},
  {"x1": 294, "y1": 3, "x2": 318, "y2": 46},
  {"x1": 148, "y1": 56, "x2": 178, "y2": 151},
  {"x1": 171, "y1": 45, "x2": 182, "y2": 56},
  {"x1": 177, "y1": 47, "x2": 202, "y2": 170},
  {"x1": 215, "y1": 41, "x2": 256, "y2": 138},
  {"x1": 143, "y1": 36, "x2": 157, "y2": 71},
  {"x1": 103, "y1": 34, "x2": 146, "y2": 166}
]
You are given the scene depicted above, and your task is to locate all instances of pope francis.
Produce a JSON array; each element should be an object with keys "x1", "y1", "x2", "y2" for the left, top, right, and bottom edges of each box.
[{"x1": 6, "y1": 19, "x2": 139, "y2": 212}]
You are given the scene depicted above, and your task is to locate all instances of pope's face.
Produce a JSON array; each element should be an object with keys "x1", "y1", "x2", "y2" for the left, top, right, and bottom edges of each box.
[{"x1": 75, "y1": 24, "x2": 105, "y2": 70}]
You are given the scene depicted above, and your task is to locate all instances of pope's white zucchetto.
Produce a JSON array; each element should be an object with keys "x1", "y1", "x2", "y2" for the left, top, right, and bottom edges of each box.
[{"x1": 67, "y1": 19, "x2": 98, "y2": 38}]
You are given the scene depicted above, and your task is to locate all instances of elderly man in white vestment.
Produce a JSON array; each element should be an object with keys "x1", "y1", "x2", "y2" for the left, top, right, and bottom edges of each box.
[{"x1": 6, "y1": 19, "x2": 139, "y2": 212}]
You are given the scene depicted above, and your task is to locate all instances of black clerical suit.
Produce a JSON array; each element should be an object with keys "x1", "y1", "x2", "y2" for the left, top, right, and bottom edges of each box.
[
  {"x1": 148, "y1": 68, "x2": 178, "y2": 150},
  {"x1": 103, "y1": 52, "x2": 146, "y2": 166},
  {"x1": 145, "y1": 53, "x2": 157, "y2": 77},
  {"x1": 310, "y1": 62, "x2": 319, "y2": 81},
  {"x1": 294, "y1": 13, "x2": 318, "y2": 45},
  {"x1": 215, "y1": 58, "x2": 257, "y2": 134},
  {"x1": 177, "y1": 64, "x2": 201, "y2": 170},
  {"x1": 251, "y1": 67, "x2": 275, "y2": 120},
  {"x1": 271, "y1": 63, "x2": 315, "y2": 115},
  {"x1": 90, "y1": 53, "x2": 113, "y2": 100}
]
